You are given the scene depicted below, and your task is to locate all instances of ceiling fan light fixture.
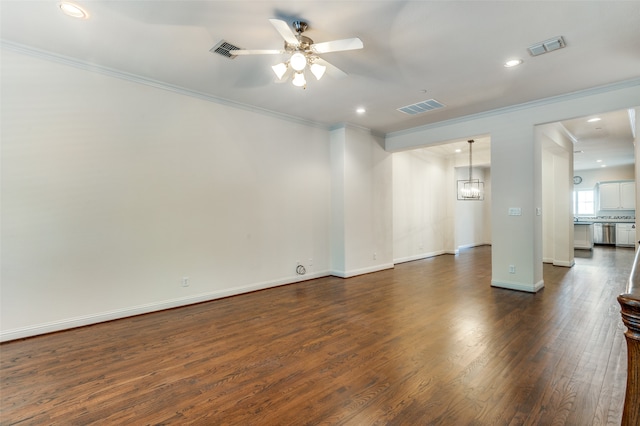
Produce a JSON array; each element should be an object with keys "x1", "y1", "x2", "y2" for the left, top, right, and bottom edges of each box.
[
  {"x1": 292, "y1": 72, "x2": 306, "y2": 87},
  {"x1": 310, "y1": 63, "x2": 326, "y2": 80},
  {"x1": 290, "y1": 52, "x2": 307, "y2": 71},
  {"x1": 272, "y1": 62, "x2": 288, "y2": 80}
]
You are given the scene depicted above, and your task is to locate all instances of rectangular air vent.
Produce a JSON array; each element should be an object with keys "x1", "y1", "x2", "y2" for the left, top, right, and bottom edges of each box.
[
  {"x1": 528, "y1": 36, "x2": 566, "y2": 56},
  {"x1": 397, "y1": 99, "x2": 445, "y2": 115},
  {"x1": 210, "y1": 40, "x2": 241, "y2": 59}
]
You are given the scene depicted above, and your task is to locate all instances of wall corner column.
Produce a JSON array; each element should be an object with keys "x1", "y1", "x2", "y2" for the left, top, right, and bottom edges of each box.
[{"x1": 330, "y1": 126, "x2": 393, "y2": 278}]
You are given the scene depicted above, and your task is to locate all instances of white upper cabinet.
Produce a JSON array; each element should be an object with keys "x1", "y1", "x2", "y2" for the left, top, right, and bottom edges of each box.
[
  {"x1": 620, "y1": 181, "x2": 636, "y2": 209},
  {"x1": 599, "y1": 183, "x2": 621, "y2": 209},
  {"x1": 598, "y1": 181, "x2": 635, "y2": 210}
]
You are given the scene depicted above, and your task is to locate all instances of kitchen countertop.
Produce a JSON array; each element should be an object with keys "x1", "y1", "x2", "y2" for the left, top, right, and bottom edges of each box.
[
  {"x1": 574, "y1": 222, "x2": 594, "y2": 225},
  {"x1": 575, "y1": 218, "x2": 635, "y2": 224}
]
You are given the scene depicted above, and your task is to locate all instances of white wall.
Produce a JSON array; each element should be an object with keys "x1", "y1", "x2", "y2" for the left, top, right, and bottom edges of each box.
[
  {"x1": 539, "y1": 123, "x2": 574, "y2": 267},
  {"x1": 392, "y1": 149, "x2": 449, "y2": 262},
  {"x1": 574, "y1": 164, "x2": 634, "y2": 191},
  {"x1": 392, "y1": 148, "x2": 491, "y2": 264},
  {"x1": 482, "y1": 168, "x2": 493, "y2": 244},
  {"x1": 1, "y1": 49, "x2": 332, "y2": 340},
  {"x1": 331, "y1": 126, "x2": 393, "y2": 276},
  {"x1": 454, "y1": 166, "x2": 491, "y2": 249},
  {"x1": 386, "y1": 79, "x2": 640, "y2": 293}
]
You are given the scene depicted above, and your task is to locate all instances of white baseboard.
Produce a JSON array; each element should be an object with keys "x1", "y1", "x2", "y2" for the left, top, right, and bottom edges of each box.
[
  {"x1": 330, "y1": 263, "x2": 394, "y2": 278},
  {"x1": 491, "y1": 279, "x2": 545, "y2": 293},
  {"x1": 394, "y1": 250, "x2": 446, "y2": 264},
  {"x1": 457, "y1": 243, "x2": 482, "y2": 250},
  {"x1": 553, "y1": 259, "x2": 575, "y2": 267},
  {"x1": 0, "y1": 271, "x2": 330, "y2": 342},
  {"x1": 543, "y1": 258, "x2": 576, "y2": 267}
]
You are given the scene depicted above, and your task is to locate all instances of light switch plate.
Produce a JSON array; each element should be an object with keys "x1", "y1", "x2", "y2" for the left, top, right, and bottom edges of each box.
[{"x1": 508, "y1": 207, "x2": 522, "y2": 216}]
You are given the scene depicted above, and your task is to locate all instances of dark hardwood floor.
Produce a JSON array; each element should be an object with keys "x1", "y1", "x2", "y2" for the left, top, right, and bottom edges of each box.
[{"x1": 0, "y1": 245, "x2": 634, "y2": 425}]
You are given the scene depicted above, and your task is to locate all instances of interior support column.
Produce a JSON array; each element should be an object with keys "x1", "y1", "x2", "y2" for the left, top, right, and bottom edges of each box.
[{"x1": 490, "y1": 124, "x2": 544, "y2": 292}]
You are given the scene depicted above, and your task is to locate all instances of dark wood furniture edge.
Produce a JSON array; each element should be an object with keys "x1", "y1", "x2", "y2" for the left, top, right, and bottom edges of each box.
[{"x1": 618, "y1": 248, "x2": 640, "y2": 426}]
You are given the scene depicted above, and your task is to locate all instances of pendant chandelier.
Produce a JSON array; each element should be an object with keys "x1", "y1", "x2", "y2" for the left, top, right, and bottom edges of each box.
[{"x1": 457, "y1": 139, "x2": 484, "y2": 200}]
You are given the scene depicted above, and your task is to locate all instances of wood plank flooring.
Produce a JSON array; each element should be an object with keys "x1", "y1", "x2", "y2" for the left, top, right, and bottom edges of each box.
[{"x1": 0, "y1": 245, "x2": 634, "y2": 425}]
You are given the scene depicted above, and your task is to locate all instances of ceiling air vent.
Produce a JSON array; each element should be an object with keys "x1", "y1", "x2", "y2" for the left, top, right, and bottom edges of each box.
[
  {"x1": 210, "y1": 40, "x2": 241, "y2": 59},
  {"x1": 397, "y1": 99, "x2": 445, "y2": 115},
  {"x1": 528, "y1": 36, "x2": 566, "y2": 56}
]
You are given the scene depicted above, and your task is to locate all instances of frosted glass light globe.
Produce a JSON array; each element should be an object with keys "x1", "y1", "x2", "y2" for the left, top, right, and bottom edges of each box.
[
  {"x1": 290, "y1": 53, "x2": 307, "y2": 71},
  {"x1": 292, "y1": 72, "x2": 306, "y2": 87}
]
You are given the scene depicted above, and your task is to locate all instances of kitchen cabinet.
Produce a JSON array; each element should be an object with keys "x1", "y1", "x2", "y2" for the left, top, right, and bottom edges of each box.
[
  {"x1": 574, "y1": 223, "x2": 593, "y2": 249},
  {"x1": 616, "y1": 223, "x2": 636, "y2": 247},
  {"x1": 598, "y1": 181, "x2": 635, "y2": 210},
  {"x1": 620, "y1": 182, "x2": 636, "y2": 209}
]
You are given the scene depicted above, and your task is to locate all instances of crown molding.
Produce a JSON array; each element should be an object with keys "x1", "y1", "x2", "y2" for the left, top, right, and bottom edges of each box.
[
  {"x1": 1, "y1": 40, "x2": 330, "y2": 131},
  {"x1": 386, "y1": 78, "x2": 640, "y2": 139},
  {"x1": 328, "y1": 122, "x2": 382, "y2": 139}
]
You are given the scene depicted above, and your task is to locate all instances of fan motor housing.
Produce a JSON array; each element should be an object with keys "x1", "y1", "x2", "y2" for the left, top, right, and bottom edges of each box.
[{"x1": 285, "y1": 35, "x2": 313, "y2": 53}]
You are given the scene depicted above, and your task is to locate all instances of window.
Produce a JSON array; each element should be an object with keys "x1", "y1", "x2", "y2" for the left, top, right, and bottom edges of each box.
[{"x1": 573, "y1": 189, "x2": 595, "y2": 215}]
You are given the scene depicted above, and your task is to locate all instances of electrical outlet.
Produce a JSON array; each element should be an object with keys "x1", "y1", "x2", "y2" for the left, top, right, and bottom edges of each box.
[
  {"x1": 181, "y1": 277, "x2": 190, "y2": 287},
  {"x1": 373, "y1": 252, "x2": 377, "y2": 260},
  {"x1": 509, "y1": 265, "x2": 516, "y2": 274}
]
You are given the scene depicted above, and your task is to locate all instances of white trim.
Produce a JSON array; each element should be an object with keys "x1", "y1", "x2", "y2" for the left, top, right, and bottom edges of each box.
[
  {"x1": 457, "y1": 243, "x2": 486, "y2": 250},
  {"x1": 394, "y1": 250, "x2": 446, "y2": 264},
  {"x1": 553, "y1": 260, "x2": 575, "y2": 267},
  {"x1": 559, "y1": 123, "x2": 578, "y2": 145},
  {"x1": 543, "y1": 258, "x2": 576, "y2": 267},
  {"x1": 330, "y1": 263, "x2": 394, "y2": 278},
  {"x1": 386, "y1": 78, "x2": 640, "y2": 140},
  {"x1": 328, "y1": 122, "x2": 385, "y2": 139},
  {"x1": 491, "y1": 279, "x2": 545, "y2": 293},
  {"x1": 0, "y1": 271, "x2": 330, "y2": 342},
  {"x1": 0, "y1": 40, "x2": 328, "y2": 131}
]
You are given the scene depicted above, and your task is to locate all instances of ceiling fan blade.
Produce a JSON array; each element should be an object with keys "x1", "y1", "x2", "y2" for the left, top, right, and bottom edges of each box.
[
  {"x1": 269, "y1": 18, "x2": 299, "y2": 46},
  {"x1": 311, "y1": 38, "x2": 363, "y2": 54},
  {"x1": 230, "y1": 49, "x2": 286, "y2": 56},
  {"x1": 314, "y1": 58, "x2": 348, "y2": 79}
]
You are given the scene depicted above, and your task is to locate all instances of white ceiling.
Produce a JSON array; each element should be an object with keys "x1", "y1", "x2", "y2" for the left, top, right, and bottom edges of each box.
[
  {"x1": 562, "y1": 108, "x2": 636, "y2": 171},
  {"x1": 1, "y1": 0, "x2": 639, "y2": 167}
]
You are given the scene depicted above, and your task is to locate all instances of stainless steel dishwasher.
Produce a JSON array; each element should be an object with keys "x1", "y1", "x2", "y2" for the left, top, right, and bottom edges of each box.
[{"x1": 593, "y1": 223, "x2": 616, "y2": 245}]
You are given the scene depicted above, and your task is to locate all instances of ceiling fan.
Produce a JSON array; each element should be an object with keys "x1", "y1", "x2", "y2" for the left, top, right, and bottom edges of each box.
[{"x1": 229, "y1": 19, "x2": 363, "y2": 88}]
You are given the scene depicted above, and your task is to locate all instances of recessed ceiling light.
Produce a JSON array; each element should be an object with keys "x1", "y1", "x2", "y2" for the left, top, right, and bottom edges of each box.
[
  {"x1": 356, "y1": 107, "x2": 366, "y2": 114},
  {"x1": 504, "y1": 59, "x2": 523, "y2": 68},
  {"x1": 59, "y1": 1, "x2": 89, "y2": 19},
  {"x1": 587, "y1": 117, "x2": 601, "y2": 123},
  {"x1": 455, "y1": 149, "x2": 462, "y2": 153},
  {"x1": 596, "y1": 159, "x2": 602, "y2": 163},
  {"x1": 601, "y1": 165, "x2": 607, "y2": 168}
]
